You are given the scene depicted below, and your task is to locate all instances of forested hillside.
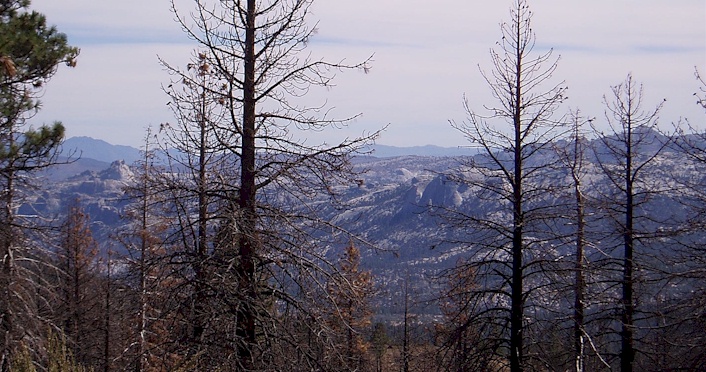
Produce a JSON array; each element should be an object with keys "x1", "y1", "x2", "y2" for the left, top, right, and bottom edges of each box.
[
  {"x1": 1, "y1": 0, "x2": 704, "y2": 371},
  {"x1": 12, "y1": 127, "x2": 706, "y2": 371}
]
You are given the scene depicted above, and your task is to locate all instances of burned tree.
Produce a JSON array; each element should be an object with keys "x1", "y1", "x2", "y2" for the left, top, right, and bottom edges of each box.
[
  {"x1": 55, "y1": 199, "x2": 100, "y2": 368},
  {"x1": 445, "y1": 0, "x2": 567, "y2": 370},
  {"x1": 162, "y1": 0, "x2": 379, "y2": 369},
  {"x1": 158, "y1": 52, "x2": 233, "y2": 362},
  {"x1": 590, "y1": 74, "x2": 675, "y2": 371}
]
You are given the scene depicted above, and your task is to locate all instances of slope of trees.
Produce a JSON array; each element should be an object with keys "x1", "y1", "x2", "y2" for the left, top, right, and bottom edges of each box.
[{"x1": 2, "y1": 0, "x2": 705, "y2": 371}]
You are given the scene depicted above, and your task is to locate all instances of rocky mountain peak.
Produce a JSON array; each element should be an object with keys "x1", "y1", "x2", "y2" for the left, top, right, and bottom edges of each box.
[{"x1": 99, "y1": 160, "x2": 134, "y2": 181}]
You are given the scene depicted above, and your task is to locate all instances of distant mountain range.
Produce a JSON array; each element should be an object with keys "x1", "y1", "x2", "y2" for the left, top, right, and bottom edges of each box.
[
  {"x1": 367, "y1": 144, "x2": 478, "y2": 157},
  {"x1": 36, "y1": 132, "x2": 694, "y2": 318},
  {"x1": 62, "y1": 137, "x2": 143, "y2": 164},
  {"x1": 60, "y1": 136, "x2": 477, "y2": 165}
]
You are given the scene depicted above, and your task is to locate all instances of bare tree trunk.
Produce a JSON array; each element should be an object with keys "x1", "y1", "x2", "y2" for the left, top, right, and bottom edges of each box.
[
  {"x1": 591, "y1": 74, "x2": 667, "y2": 371},
  {"x1": 0, "y1": 166, "x2": 13, "y2": 372},
  {"x1": 559, "y1": 115, "x2": 589, "y2": 372},
  {"x1": 235, "y1": 0, "x2": 258, "y2": 368},
  {"x1": 573, "y1": 161, "x2": 586, "y2": 372},
  {"x1": 191, "y1": 64, "x2": 210, "y2": 359},
  {"x1": 511, "y1": 192, "x2": 523, "y2": 372},
  {"x1": 621, "y1": 123, "x2": 635, "y2": 372},
  {"x1": 447, "y1": 0, "x2": 566, "y2": 368},
  {"x1": 510, "y1": 18, "x2": 524, "y2": 367},
  {"x1": 137, "y1": 158, "x2": 149, "y2": 372}
]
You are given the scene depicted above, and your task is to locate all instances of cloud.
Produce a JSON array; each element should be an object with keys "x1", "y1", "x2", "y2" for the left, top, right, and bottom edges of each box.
[
  {"x1": 32, "y1": 0, "x2": 185, "y2": 45},
  {"x1": 26, "y1": 0, "x2": 706, "y2": 147}
]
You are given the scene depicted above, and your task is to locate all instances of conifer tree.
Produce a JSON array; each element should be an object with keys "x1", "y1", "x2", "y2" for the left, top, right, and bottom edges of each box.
[
  {"x1": 664, "y1": 67, "x2": 706, "y2": 370},
  {"x1": 117, "y1": 133, "x2": 181, "y2": 371},
  {"x1": 0, "y1": 0, "x2": 77, "y2": 368},
  {"x1": 369, "y1": 322, "x2": 389, "y2": 372},
  {"x1": 158, "y1": 52, "x2": 233, "y2": 365},
  {"x1": 327, "y1": 242, "x2": 374, "y2": 371},
  {"x1": 590, "y1": 74, "x2": 673, "y2": 371},
  {"x1": 56, "y1": 199, "x2": 100, "y2": 368},
  {"x1": 436, "y1": 261, "x2": 490, "y2": 371}
]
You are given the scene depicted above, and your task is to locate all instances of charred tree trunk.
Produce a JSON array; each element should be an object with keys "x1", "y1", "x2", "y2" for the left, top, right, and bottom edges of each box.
[
  {"x1": 235, "y1": 0, "x2": 259, "y2": 368},
  {"x1": 510, "y1": 14, "x2": 524, "y2": 368},
  {"x1": 573, "y1": 159, "x2": 586, "y2": 372},
  {"x1": 621, "y1": 122, "x2": 635, "y2": 372}
]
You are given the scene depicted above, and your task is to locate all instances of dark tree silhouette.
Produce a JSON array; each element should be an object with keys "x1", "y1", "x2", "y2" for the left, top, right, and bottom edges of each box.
[
  {"x1": 161, "y1": 0, "x2": 379, "y2": 369},
  {"x1": 445, "y1": 0, "x2": 566, "y2": 370},
  {"x1": 590, "y1": 74, "x2": 675, "y2": 371}
]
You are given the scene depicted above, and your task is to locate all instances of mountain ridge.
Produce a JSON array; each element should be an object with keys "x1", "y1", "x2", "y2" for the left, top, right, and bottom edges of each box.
[
  {"x1": 63, "y1": 136, "x2": 143, "y2": 164},
  {"x1": 62, "y1": 136, "x2": 478, "y2": 163},
  {"x1": 34, "y1": 130, "x2": 693, "y2": 319}
]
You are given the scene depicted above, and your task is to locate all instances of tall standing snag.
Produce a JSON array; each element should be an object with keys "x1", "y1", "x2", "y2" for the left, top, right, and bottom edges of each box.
[
  {"x1": 159, "y1": 51, "x2": 233, "y2": 361},
  {"x1": 554, "y1": 111, "x2": 593, "y2": 372},
  {"x1": 590, "y1": 74, "x2": 672, "y2": 372},
  {"x1": 447, "y1": 0, "x2": 566, "y2": 370},
  {"x1": 165, "y1": 0, "x2": 378, "y2": 369},
  {"x1": 666, "y1": 67, "x2": 706, "y2": 370}
]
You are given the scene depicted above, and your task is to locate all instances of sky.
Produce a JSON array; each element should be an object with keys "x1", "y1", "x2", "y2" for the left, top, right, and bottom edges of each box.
[{"x1": 28, "y1": 0, "x2": 706, "y2": 148}]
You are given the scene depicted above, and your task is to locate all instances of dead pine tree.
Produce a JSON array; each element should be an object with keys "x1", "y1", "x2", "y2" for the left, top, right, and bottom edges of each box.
[
  {"x1": 664, "y1": 67, "x2": 706, "y2": 370},
  {"x1": 326, "y1": 242, "x2": 374, "y2": 371},
  {"x1": 590, "y1": 74, "x2": 674, "y2": 371},
  {"x1": 164, "y1": 0, "x2": 380, "y2": 369},
  {"x1": 435, "y1": 261, "x2": 487, "y2": 371},
  {"x1": 553, "y1": 111, "x2": 616, "y2": 371},
  {"x1": 116, "y1": 132, "x2": 180, "y2": 371},
  {"x1": 56, "y1": 198, "x2": 100, "y2": 369},
  {"x1": 446, "y1": 0, "x2": 567, "y2": 370},
  {"x1": 158, "y1": 51, "x2": 234, "y2": 364},
  {"x1": 558, "y1": 113, "x2": 590, "y2": 372}
]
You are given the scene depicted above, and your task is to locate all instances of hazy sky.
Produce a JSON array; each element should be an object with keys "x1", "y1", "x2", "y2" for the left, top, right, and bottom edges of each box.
[{"x1": 29, "y1": 0, "x2": 706, "y2": 148}]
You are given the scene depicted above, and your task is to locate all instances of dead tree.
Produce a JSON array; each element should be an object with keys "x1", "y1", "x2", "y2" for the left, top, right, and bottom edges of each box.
[
  {"x1": 657, "y1": 67, "x2": 706, "y2": 370},
  {"x1": 56, "y1": 199, "x2": 101, "y2": 368},
  {"x1": 158, "y1": 52, "x2": 234, "y2": 363},
  {"x1": 163, "y1": 0, "x2": 379, "y2": 369},
  {"x1": 445, "y1": 0, "x2": 566, "y2": 370},
  {"x1": 590, "y1": 74, "x2": 674, "y2": 371}
]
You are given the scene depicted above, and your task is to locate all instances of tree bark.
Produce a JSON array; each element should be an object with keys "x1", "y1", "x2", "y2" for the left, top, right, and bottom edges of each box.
[
  {"x1": 621, "y1": 120, "x2": 634, "y2": 372},
  {"x1": 235, "y1": 0, "x2": 259, "y2": 368}
]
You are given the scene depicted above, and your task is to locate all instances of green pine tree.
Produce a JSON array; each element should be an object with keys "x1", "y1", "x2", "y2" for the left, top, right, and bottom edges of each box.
[{"x1": 0, "y1": 1, "x2": 78, "y2": 369}]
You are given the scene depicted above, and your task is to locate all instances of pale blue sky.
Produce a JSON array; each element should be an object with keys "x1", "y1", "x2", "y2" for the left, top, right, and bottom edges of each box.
[{"x1": 30, "y1": 0, "x2": 706, "y2": 148}]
